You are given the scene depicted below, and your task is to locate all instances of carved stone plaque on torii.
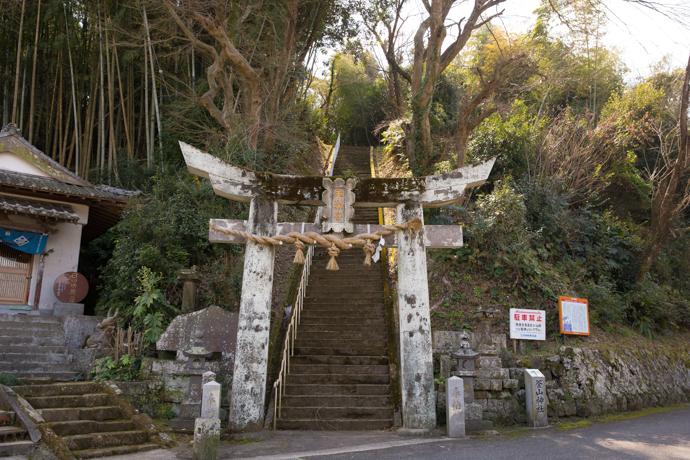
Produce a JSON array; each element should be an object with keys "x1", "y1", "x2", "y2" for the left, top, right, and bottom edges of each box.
[{"x1": 179, "y1": 141, "x2": 495, "y2": 432}]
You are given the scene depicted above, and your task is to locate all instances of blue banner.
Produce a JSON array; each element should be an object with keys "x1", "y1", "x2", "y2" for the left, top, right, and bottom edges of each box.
[{"x1": 0, "y1": 227, "x2": 48, "y2": 255}]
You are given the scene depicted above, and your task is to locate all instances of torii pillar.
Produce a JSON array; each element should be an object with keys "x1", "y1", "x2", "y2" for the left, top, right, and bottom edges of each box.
[
  {"x1": 396, "y1": 199, "x2": 436, "y2": 430},
  {"x1": 229, "y1": 195, "x2": 277, "y2": 431}
]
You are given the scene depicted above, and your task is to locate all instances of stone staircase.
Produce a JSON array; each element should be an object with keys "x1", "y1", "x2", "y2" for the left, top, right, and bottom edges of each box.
[
  {"x1": 276, "y1": 145, "x2": 396, "y2": 430},
  {"x1": 0, "y1": 314, "x2": 80, "y2": 381},
  {"x1": 0, "y1": 408, "x2": 32, "y2": 457},
  {"x1": 12, "y1": 381, "x2": 162, "y2": 458}
]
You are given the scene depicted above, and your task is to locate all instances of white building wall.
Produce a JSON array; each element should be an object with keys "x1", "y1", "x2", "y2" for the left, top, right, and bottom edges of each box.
[
  {"x1": 0, "y1": 153, "x2": 49, "y2": 177},
  {"x1": 37, "y1": 209, "x2": 89, "y2": 312}
]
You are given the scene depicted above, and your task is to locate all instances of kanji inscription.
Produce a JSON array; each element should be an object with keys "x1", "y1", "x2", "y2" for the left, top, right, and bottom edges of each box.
[{"x1": 321, "y1": 177, "x2": 356, "y2": 233}]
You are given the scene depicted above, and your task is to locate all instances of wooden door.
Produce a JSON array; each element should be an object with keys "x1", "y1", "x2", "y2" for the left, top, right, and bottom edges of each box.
[{"x1": 0, "y1": 243, "x2": 33, "y2": 304}]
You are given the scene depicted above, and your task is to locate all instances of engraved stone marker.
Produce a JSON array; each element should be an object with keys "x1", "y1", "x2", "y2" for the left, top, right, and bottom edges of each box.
[
  {"x1": 446, "y1": 376, "x2": 466, "y2": 437},
  {"x1": 201, "y1": 372, "x2": 221, "y2": 419},
  {"x1": 524, "y1": 368, "x2": 548, "y2": 427},
  {"x1": 193, "y1": 375, "x2": 222, "y2": 460}
]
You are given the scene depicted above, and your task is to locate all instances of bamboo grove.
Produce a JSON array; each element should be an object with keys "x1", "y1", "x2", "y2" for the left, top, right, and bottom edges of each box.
[
  {"x1": 0, "y1": 0, "x2": 356, "y2": 184},
  {"x1": 0, "y1": 1, "x2": 168, "y2": 182}
]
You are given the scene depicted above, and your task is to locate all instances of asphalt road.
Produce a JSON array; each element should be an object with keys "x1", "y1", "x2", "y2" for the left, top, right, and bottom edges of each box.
[{"x1": 312, "y1": 407, "x2": 690, "y2": 460}]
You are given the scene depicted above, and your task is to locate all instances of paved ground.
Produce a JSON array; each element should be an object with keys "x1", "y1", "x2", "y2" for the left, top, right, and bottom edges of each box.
[{"x1": 100, "y1": 405, "x2": 690, "y2": 459}]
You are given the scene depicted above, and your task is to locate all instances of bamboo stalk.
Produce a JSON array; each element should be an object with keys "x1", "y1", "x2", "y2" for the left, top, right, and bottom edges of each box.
[
  {"x1": 11, "y1": 0, "x2": 26, "y2": 124},
  {"x1": 63, "y1": 1, "x2": 81, "y2": 174},
  {"x1": 27, "y1": 0, "x2": 41, "y2": 142}
]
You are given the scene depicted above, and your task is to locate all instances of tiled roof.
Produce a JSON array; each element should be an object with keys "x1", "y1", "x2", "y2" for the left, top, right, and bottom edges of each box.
[
  {"x1": 0, "y1": 195, "x2": 80, "y2": 222},
  {"x1": 0, "y1": 169, "x2": 129, "y2": 202}
]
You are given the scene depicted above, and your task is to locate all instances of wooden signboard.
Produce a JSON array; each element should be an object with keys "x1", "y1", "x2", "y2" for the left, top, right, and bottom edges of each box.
[
  {"x1": 558, "y1": 296, "x2": 590, "y2": 336},
  {"x1": 53, "y1": 271, "x2": 89, "y2": 303}
]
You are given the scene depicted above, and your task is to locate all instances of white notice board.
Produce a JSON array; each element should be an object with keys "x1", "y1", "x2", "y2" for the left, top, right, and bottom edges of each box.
[
  {"x1": 509, "y1": 308, "x2": 546, "y2": 341},
  {"x1": 558, "y1": 296, "x2": 590, "y2": 336}
]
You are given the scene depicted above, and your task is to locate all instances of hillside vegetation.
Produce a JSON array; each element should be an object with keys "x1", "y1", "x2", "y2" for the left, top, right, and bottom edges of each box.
[{"x1": 1, "y1": 0, "x2": 688, "y2": 345}]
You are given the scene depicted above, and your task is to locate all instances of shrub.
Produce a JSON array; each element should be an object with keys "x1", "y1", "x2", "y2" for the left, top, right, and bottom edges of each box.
[
  {"x1": 92, "y1": 355, "x2": 140, "y2": 382},
  {"x1": 0, "y1": 373, "x2": 18, "y2": 386},
  {"x1": 91, "y1": 173, "x2": 244, "y2": 318}
]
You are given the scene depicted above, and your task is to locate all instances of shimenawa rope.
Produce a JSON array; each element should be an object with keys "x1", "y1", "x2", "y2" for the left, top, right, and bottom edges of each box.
[{"x1": 211, "y1": 218, "x2": 423, "y2": 271}]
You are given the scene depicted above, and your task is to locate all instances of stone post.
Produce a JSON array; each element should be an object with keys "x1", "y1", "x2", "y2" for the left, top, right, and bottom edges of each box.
[
  {"x1": 396, "y1": 200, "x2": 436, "y2": 430},
  {"x1": 228, "y1": 196, "x2": 277, "y2": 431},
  {"x1": 201, "y1": 371, "x2": 221, "y2": 419},
  {"x1": 194, "y1": 374, "x2": 221, "y2": 460},
  {"x1": 446, "y1": 376, "x2": 465, "y2": 437},
  {"x1": 524, "y1": 369, "x2": 548, "y2": 427},
  {"x1": 178, "y1": 267, "x2": 201, "y2": 313}
]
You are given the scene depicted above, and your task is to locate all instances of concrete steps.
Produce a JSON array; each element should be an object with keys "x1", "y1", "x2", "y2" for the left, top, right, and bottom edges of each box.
[
  {"x1": 12, "y1": 381, "x2": 163, "y2": 459},
  {"x1": 0, "y1": 314, "x2": 79, "y2": 381},
  {"x1": 276, "y1": 145, "x2": 394, "y2": 431}
]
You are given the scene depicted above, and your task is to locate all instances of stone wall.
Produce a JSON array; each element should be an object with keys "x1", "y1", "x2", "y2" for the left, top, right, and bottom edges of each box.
[
  {"x1": 434, "y1": 331, "x2": 690, "y2": 427},
  {"x1": 515, "y1": 346, "x2": 690, "y2": 419}
]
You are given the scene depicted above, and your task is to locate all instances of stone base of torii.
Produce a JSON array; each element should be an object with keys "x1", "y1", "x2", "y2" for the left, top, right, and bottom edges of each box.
[{"x1": 180, "y1": 141, "x2": 495, "y2": 432}]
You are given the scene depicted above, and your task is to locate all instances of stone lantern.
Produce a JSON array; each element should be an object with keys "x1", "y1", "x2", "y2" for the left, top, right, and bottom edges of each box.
[{"x1": 451, "y1": 332, "x2": 479, "y2": 402}]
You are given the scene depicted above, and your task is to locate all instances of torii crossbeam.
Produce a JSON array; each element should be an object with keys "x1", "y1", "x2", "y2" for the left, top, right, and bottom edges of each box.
[{"x1": 180, "y1": 141, "x2": 495, "y2": 432}]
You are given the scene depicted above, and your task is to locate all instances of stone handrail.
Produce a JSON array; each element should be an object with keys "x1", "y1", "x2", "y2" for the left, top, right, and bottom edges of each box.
[{"x1": 0, "y1": 384, "x2": 43, "y2": 442}]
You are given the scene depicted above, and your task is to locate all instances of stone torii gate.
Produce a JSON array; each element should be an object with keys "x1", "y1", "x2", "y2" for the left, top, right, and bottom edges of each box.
[{"x1": 179, "y1": 141, "x2": 495, "y2": 432}]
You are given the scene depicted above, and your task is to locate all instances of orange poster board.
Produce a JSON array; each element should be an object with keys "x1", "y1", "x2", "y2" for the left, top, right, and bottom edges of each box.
[{"x1": 558, "y1": 296, "x2": 590, "y2": 336}]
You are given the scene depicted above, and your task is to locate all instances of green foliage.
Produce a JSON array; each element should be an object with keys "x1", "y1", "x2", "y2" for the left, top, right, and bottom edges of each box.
[
  {"x1": 469, "y1": 101, "x2": 543, "y2": 178},
  {"x1": 132, "y1": 267, "x2": 174, "y2": 346},
  {"x1": 92, "y1": 355, "x2": 140, "y2": 382},
  {"x1": 380, "y1": 118, "x2": 409, "y2": 163},
  {"x1": 90, "y1": 171, "x2": 244, "y2": 320},
  {"x1": 329, "y1": 52, "x2": 388, "y2": 145}
]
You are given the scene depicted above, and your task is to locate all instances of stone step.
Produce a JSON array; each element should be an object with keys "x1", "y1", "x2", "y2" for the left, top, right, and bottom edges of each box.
[
  {"x1": 0, "y1": 425, "x2": 28, "y2": 441},
  {"x1": 279, "y1": 406, "x2": 393, "y2": 420},
  {"x1": 0, "y1": 371, "x2": 79, "y2": 381},
  {"x1": 294, "y1": 338, "x2": 387, "y2": 348},
  {"x1": 13, "y1": 382, "x2": 102, "y2": 397},
  {"x1": 2, "y1": 353, "x2": 69, "y2": 364},
  {"x1": 0, "y1": 335, "x2": 66, "y2": 346},
  {"x1": 282, "y1": 395, "x2": 391, "y2": 407},
  {"x1": 299, "y1": 312, "x2": 385, "y2": 321},
  {"x1": 302, "y1": 301, "x2": 385, "y2": 308},
  {"x1": 0, "y1": 362, "x2": 74, "y2": 373},
  {"x1": 287, "y1": 373, "x2": 389, "y2": 385},
  {"x1": 307, "y1": 276, "x2": 383, "y2": 283},
  {"x1": 304, "y1": 295, "x2": 385, "y2": 302},
  {"x1": 294, "y1": 346, "x2": 386, "y2": 356},
  {"x1": 72, "y1": 443, "x2": 161, "y2": 459},
  {"x1": 0, "y1": 315, "x2": 61, "y2": 324},
  {"x1": 285, "y1": 383, "x2": 391, "y2": 396},
  {"x1": 291, "y1": 355, "x2": 388, "y2": 366},
  {"x1": 0, "y1": 440, "x2": 33, "y2": 457},
  {"x1": 297, "y1": 331, "x2": 386, "y2": 341},
  {"x1": 2, "y1": 345, "x2": 66, "y2": 353},
  {"x1": 48, "y1": 419, "x2": 136, "y2": 437},
  {"x1": 298, "y1": 324, "x2": 387, "y2": 333},
  {"x1": 0, "y1": 323, "x2": 63, "y2": 334},
  {"x1": 39, "y1": 406, "x2": 123, "y2": 423},
  {"x1": 26, "y1": 393, "x2": 112, "y2": 409},
  {"x1": 299, "y1": 318, "x2": 385, "y2": 326},
  {"x1": 290, "y1": 364, "x2": 389, "y2": 375},
  {"x1": 63, "y1": 430, "x2": 149, "y2": 451}
]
